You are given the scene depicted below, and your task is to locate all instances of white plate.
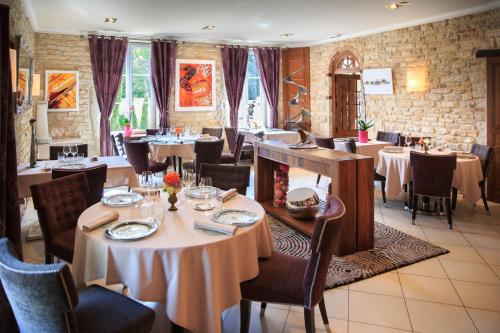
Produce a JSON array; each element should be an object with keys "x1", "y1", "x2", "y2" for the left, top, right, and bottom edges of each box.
[
  {"x1": 187, "y1": 186, "x2": 219, "y2": 199},
  {"x1": 210, "y1": 209, "x2": 259, "y2": 227},
  {"x1": 288, "y1": 143, "x2": 318, "y2": 150},
  {"x1": 57, "y1": 163, "x2": 87, "y2": 169},
  {"x1": 105, "y1": 220, "x2": 158, "y2": 241},
  {"x1": 101, "y1": 193, "x2": 143, "y2": 207},
  {"x1": 193, "y1": 203, "x2": 215, "y2": 211}
]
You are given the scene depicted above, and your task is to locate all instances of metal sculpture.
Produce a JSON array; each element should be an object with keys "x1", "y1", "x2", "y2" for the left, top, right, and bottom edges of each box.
[{"x1": 283, "y1": 66, "x2": 311, "y2": 129}]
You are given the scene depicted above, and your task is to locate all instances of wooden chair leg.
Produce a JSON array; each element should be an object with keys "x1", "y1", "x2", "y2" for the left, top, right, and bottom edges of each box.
[
  {"x1": 304, "y1": 307, "x2": 316, "y2": 333},
  {"x1": 480, "y1": 183, "x2": 490, "y2": 214},
  {"x1": 381, "y1": 180, "x2": 387, "y2": 204},
  {"x1": 260, "y1": 302, "x2": 267, "y2": 317},
  {"x1": 451, "y1": 187, "x2": 458, "y2": 209},
  {"x1": 316, "y1": 174, "x2": 321, "y2": 185},
  {"x1": 45, "y1": 254, "x2": 54, "y2": 264},
  {"x1": 240, "y1": 299, "x2": 251, "y2": 333},
  {"x1": 412, "y1": 194, "x2": 419, "y2": 225},
  {"x1": 445, "y1": 198, "x2": 453, "y2": 229},
  {"x1": 318, "y1": 297, "x2": 329, "y2": 328}
]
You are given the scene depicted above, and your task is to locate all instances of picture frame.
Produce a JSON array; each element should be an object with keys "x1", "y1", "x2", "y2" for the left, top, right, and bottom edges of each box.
[
  {"x1": 362, "y1": 68, "x2": 393, "y2": 95},
  {"x1": 175, "y1": 59, "x2": 216, "y2": 111},
  {"x1": 45, "y1": 70, "x2": 79, "y2": 112}
]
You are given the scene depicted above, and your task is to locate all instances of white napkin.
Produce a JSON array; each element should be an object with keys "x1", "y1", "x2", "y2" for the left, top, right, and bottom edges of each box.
[
  {"x1": 81, "y1": 211, "x2": 119, "y2": 232},
  {"x1": 217, "y1": 188, "x2": 238, "y2": 202},
  {"x1": 193, "y1": 220, "x2": 237, "y2": 235}
]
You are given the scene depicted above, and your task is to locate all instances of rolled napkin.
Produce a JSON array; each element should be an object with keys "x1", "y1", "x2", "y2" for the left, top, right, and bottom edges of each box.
[
  {"x1": 131, "y1": 187, "x2": 161, "y2": 196},
  {"x1": 217, "y1": 188, "x2": 238, "y2": 202},
  {"x1": 193, "y1": 219, "x2": 237, "y2": 235},
  {"x1": 81, "y1": 211, "x2": 119, "y2": 232}
]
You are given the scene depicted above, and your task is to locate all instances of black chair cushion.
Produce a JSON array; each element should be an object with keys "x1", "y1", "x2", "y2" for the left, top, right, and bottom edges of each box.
[{"x1": 76, "y1": 285, "x2": 155, "y2": 333}]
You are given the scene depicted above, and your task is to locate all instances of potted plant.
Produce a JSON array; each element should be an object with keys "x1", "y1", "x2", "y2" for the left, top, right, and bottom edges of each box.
[
  {"x1": 119, "y1": 115, "x2": 132, "y2": 137},
  {"x1": 356, "y1": 119, "x2": 374, "y2": 143}
]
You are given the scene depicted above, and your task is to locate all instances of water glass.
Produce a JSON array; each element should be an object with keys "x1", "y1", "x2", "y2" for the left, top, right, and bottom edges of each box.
[
  {"x1": 141, "y1": 171, "x2": 154, "y2": 201},
  {"x1": 199, "y1": 177, "x2": 212, "y2": 201},
  {"x1": 77, "y1": 153, "x2": 85, "y2": 162},
  {"x1": 57, "y1": 152, "x2": 65, "y2": 163}
]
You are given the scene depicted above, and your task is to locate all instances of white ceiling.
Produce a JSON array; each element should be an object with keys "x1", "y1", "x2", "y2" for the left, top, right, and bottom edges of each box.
[{"x1": 24, "y1": 0, "x2": 500, "y2": 46}]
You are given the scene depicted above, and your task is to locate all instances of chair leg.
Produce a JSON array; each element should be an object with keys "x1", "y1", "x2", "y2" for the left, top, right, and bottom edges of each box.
[
  {"x1": 316, "y1": 174, "x2": 321, "y2": 185},
  {"x1": 445, "y1": 198, "x2": 453, "y2": 229},
  {"x1": 412, "y1": 194, "x2": 418, "y2": 225},
  {"x1": 260, "y1": 302, "x2": 267, "y2": 317},
  {"x1": 45, "y1": 253, "x2": 54, "y2": 264},
  {"x1": 451, "y1": 187, "x2": 458, "y2": 209},
  {"x1": 240, "y1": 299, "x2": 251, "y2": 333},
  {"x1": 304, "y1": 307, "x2": 316, "y2": 333},
  {"x1": 318, "y1": 297, "x2": 330, "y2": 329},
  {"x1": 381, "y1": 180, "x2": 387, "y2": 204},
  {"x1": 480, "y1": 183, "x2": 490, "y2": 214}
]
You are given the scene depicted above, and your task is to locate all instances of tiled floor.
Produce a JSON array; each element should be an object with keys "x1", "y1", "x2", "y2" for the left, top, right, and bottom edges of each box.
[{"x1": 21, "y1": 167, "x2": 500, "y2": 333}]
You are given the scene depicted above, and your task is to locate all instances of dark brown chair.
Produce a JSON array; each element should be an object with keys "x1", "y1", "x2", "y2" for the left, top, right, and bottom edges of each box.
[
  {"x1": 224, "y1": 127, "x2": 238, "y2": 153},
  {"x1": 111, "y1": 134, "x2": 120, "y2": 156},
  {"x1": 193, "y1": 139, "x2": 224, "y2": 181},
  {"x1": 52, "y1": 165, "x2": 107, "y2": 206},
  {"x1": 146, "y1": 128, "x2": 158, "y2": 136},
  {"x1": 202, "y1": 127, "x2": 223, "y2": 139},
  {"x1": 452, "y1": 143, "x2": 494, "y2": 213},
  {"x1": 376, "y1": 131, "x2": 400, "y2": 146},
  {"x1": 49, "y1": 144, "x2": 88, "y2": 160},
  {"x1": 199, "y1": 163, "x2": 251, "y2": 195},
  {"x1": 220, "y1": 134, "x2": 245, "y2": 165},
  {"x1": 30, "y1": 173, "x2": 89, "y2": 264},
  {"x1": 344, "y1": 138, "x2": 357, "y2": 154},
  {"x1": 124, "y1": 140, "x2": 169, "y2": 175},
  {"x1": 314, "y1": 137, "x2": 335, "y2": 185},
  {"x1": 240, "y1": 195, "x2": 346, "y2": 333},
  {"x1": 410, "y1": 151, "x2": 457, "y2": 229}
]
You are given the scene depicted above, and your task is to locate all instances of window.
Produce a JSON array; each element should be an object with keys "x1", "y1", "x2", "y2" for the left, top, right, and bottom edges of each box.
[
  {"x1": 237, "y1": 50, "x2": 269, "y2": 128},
  {"x1": 110, "y1": 44, "x2": 155, "y2": 131}
]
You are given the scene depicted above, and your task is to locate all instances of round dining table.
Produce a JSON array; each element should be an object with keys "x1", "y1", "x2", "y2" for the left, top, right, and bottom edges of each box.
[
  {"x1": 376, "y1": 148, "x2": 484, "y2": 205},
  {"x1": 72, "y1": 192, "x2": 274, "y2": 333}
]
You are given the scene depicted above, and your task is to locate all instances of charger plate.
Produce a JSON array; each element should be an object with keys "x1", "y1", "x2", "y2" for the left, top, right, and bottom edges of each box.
[
  {"x1": 105, "y1": 220, "x2": 158, "y2": 241},
  {"x1": 211, "y1": 209, "x2": 259, "y2": 227},
  {"x1": 101, "y1": 193, "x2": 143, "y2": 207}
]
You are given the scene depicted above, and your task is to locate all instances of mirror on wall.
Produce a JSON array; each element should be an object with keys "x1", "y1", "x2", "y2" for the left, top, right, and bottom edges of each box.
[{"x1": 15, "y1": 35, "x2": 34, "y2": 113}]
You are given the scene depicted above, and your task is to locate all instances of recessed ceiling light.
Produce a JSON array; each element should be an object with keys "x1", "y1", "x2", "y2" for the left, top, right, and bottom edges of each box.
[
  {"x1": 202, "y1": 25, "x2": 215, "y2": 31},
  {"x1": 329, "y1": 34, "x2": 342, "y2": 39},
  {"x1": 104, "y1": 17, "x2": 117, "y2": 23},
  {"x1": 385, "y1": 1, "x2": 412, "y2": 10},
  {"x1": 281, "y1": 33, "x2": 294, "y2": 38}
]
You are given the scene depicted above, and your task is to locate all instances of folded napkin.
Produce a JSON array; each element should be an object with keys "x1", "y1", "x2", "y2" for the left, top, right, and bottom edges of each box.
[
  {"x1": 200, "y1": 133, "x2": 210, "y2": 137},
  {"x1": 81, "y1": 211, "x2": 119, "y2": 232},
  {"x1": 131, "y1": 187, "x2": 161, "y2": 196},
  {"x1": 217, "y1": 188, "x2": 238, "y2": 202},
  {"x1": 193, "y1": 220, "x2": 237, "y2": 235}
]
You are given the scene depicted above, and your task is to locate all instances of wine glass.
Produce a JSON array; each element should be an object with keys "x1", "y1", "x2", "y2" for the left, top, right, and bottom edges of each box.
[
  {"x1": 405, "y1": 136, "x2": 412, "y2": 148},
  {"x1": 141, "y1": 171, "x2": 154, "y2": 202},
  {"x1": 62, "y1": 145, "x2": 70, "y2": 160},
  {"x1": 70, "y1": 144, "x2": 78, "y2": 159},
  {"x1": 199, "y1": 177, "x2": 212, "y2": 201}
]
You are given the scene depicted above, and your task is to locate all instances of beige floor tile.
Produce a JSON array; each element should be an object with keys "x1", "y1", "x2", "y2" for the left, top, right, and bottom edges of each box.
[
  {"x1": 283, "y1": 310, "x2": 348, "y2": 333},
  {"x1": 438, "y1": 243, "x2": 484, "y2": 263},
  {"x1": 348, "y1": 321, "x2": 412, "y2": 333},
  {"x1": 399, "y1": 274, "x2": 462, "y2": 305},
  {"x1": 319, "y1": 288, "x2": 349, "y2": 320},
  {"x1": 422, "y1": 228, "x2": 470, "y2": 246},
  {"x1": 398, "y1": 258, "x2": 447, "y2": 278},
  {"x1": 267, "y1": 303, "x2": 291, "y2": 311},
  {"x1": 476, "y1": 247, "x2": 500, "y2": 265},
  {"x1": 467, "y1": 308, "x2": 500, "y2": 333},
  {"x1": 406, "y1": 299, "x2": 477, "y2": 333},
  {"x1": 349, "y1": 272, "x2": 403, "y2": 297},
  {"x1": 349, "y1": 291, "x2": 412, "y2": 330},
  {"x1": 452, "y1": 280, "x2": 500, "y2": 312},
  {"x1": 416, "y1": 216, "x2": 453, "y2": 230},
  {"x1": 222, "y1": 302, "x2": 288, "y2": 333},
  {"x1": 21, "y1": 240, "x2": 45, "y2": 263},
  {"x1": 464, "y1": 233, "x2": 500, "y2": 250},
  {"x1": 440, "y1": 260, "x2": 500, "y2": 284},
  {"x1": 455, "y1": 221, "x2": 500, "y2": 236}
]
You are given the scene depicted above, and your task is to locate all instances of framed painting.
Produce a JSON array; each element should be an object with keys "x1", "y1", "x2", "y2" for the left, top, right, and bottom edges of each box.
[
  {"x1": 362, "y1": 68, "x2": 393, "y2": 95},
  {"x1": 45, "y1": 70, "x2": 79, "y2": 111},
  {"x1": 175, "y1": 59, "x2": 216, "y2": 111}
]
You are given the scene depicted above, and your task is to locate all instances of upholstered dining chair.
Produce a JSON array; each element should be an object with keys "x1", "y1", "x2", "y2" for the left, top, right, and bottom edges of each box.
[
  {"x1": 376, "y1": 131, "x2": 400, "y2": 146},
  {"x1": 146, "y1": 128, "x2": 158, "y2": 136},
  {"x1": 314, "y1": 137, "x2": 335, "y2": 185},
  {"x1": 110, "y1": 134, "x2": 120, "y2": 156},
  {"x1": 199, "y1": 163, "x2": 251, "y2": 195},
  {"x1": 224, "y1": 127, "x2": 238, "y2": 153},
  {"x1": 452, "y1": 143, "x2": 494, "y2": 213},
  {"x1": 49, "y1": 144, "x2": 88, "y2": 160},
  {"x1": 0, "y1": 238, "x2": 155, "y2": 333},
  {"x1": 30, "y1": 173, "x2": 89, "y2": 264},
  {"x1": 239, "y1": 194, "x2": 346, "y2": 333},
  {"x1": 124, "y1": 140, "x2": 169, "y2": 175},
  {"x1": 52, "y1": 165, "x2": 107, "y2": 206},
  {"x1": 220, "y1": 134, "x2": 245, "y2": 165},
  {"x1": 114, "y1": 133, "x2": 126, "y2": 157},
  {"x1": 202, "y1": 127, "x2": 223, "y2": 139},
  {"x1": 410, "y1": 151, "x2": 457, "y2": 229}
]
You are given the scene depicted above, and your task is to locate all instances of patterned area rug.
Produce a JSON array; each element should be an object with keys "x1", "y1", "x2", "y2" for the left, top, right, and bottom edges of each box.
[{"x1": 269, "y1": 217, "x2": 449, "y2": 289}]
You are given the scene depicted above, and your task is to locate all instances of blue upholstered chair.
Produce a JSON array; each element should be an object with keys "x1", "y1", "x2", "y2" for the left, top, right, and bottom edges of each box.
[{"x1": 0, "y1": 238, "x2": 155, "y2": 333}]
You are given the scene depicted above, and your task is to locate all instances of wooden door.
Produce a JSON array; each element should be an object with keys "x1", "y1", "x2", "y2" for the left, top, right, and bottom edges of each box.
[
  {"x1": 487, "y1": 56, "x2": 500, "y2": 203},
  {"x1": 333, "y1": 74, "x2": 359, "y2": 137}
]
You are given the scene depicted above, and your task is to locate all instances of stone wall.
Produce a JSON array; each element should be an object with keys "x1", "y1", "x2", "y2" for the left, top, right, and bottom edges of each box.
[{"x1": 309, "y1": 9, "x2": 500, "y2": 147}]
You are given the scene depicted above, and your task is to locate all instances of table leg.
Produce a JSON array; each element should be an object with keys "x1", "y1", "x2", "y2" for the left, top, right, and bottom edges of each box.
[{"x1": 178, "y1": 157, "x2": 183, "y2": 178}]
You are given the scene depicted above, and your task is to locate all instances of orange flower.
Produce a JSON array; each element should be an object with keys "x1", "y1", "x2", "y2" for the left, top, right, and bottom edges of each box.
[
  {"x1": 163, "y1": 172, "x2": 180, "y2": 186},
  {"x1": 175, "y1": 127, "x2": 182, "y2": 134}
]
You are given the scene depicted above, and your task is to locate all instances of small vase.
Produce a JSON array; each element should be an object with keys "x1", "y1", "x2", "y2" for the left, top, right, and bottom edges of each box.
[
  {"x1": 358, "y1": 130, "x2": 368, "y2": 143},
  {"x1": 124, "y1": 124, "x2": 133, "y2": 137},
  {"x1": 168, "y1": 192, "x2": 178, "y2": 211}
]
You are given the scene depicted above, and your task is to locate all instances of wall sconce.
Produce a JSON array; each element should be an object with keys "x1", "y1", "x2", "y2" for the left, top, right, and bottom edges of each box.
[
  {"x1": 407, "y1": 69, "x2": 426, "y2": 92},
  {"x1": 10, "y1": 48, "x2": 16, "y2": 92},
  {"x1": 32, "y1": 74, "x2": 41, "y2": 97}
]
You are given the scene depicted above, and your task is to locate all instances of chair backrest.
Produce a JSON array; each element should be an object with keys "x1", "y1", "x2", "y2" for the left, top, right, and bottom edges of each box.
[
  {"x1": 202, "y1": 127, "x2": 223, "y2": 139},
  {"x1": 52, "y1": 165, "x2": 108, "y2": 206},
  {"x1": 470, "y1": 143, "x2": 494, "y2": 178},
  {"x1": 194, "y1": 139, "x2": 225, "y2": 175},
  {"x1": 49, "y1": 144, "x2": 88, "y2": 160},
  {"x1": 115, "y1": 133, "x2": 126, "y2": 156},
  {"x1": 30, "y1": 174, "x2": 88, "y2": 260},
  {"x1": 233, "y1": 134, "x2": 245, "y2": 165},
  {"x1": 399, "y1": 136, "x2": 420, "y2": 147},
  {"x1": 376, "y1": 131, "x2": 400, "y2": 146},
  {"x1": 146, "y1": 129, "x2": 158, "y2": 136},
  {"x1": 0, "y1": 238, "x2": 79, "y2": 333},
  {"x1": 110, "y1": 134, "x2": 120, "y2": 156},
  {"x1": 124, "y1": 140, "x2": 150, "y2": 174},
  {"x1": 303, "y1": 195, "x2": 345, "y2": 309},
  {"x1": 224, "y1": 127, "x2": 238, "y2": 152},
  {"x1": 199, "y1": 163, "x2": 251, "y2": 195},
  {"x1": 345, "y1": 138, "x2": 357, "y2": 154},
  {"x1": 314, "y1": 137, "x2": 335, "y2": 149},
  {"x1": 410, "y1": 151, "x2": 457, "y2": 198}
]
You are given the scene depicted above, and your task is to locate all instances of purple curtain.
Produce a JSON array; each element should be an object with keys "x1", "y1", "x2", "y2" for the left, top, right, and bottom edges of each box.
[
  {"x1": 255, "y1": 47, "x2": 280, "y2": 128},
  {"x1": 221, "y1": 46, "x2": 249, "y2": 128},
  {"x1": 89, "y1": 35, "x2": 128, "y2": 156},
  {"x1": 0, "y1": 4, "x2": 22, "y2": 332},
  {"x1": 151, "y1": 40, "x2": 177, "y2": 128}
]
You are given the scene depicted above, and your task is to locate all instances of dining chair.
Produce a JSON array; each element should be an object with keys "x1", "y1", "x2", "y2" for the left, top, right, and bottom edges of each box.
[
  {"x1": 115, "y1": 133, "x2": 126, "y2": 157},
  {"x1": 30, "y1": 173, "x2": 89, "y2": 264},
  {"x1": 146, "y1": 128, "x2": 158, "y2": 136},
  {"x1": 376, "y1": 131, "x2": 400, "y2": 146},
  {"x1": 49, "y1": 144, "x2": 88, "y2": 160},
  {"x1": 239, "y1": 194, "x2": 346, "y2": 333},
  {"x1": 199, "y1": 163, "x2": 251, "y2": 195},
  {"x1": 452, "y1": 143, "x2": 494, "y2": 213},
  {"x1": 410, "y1": 151, "x2": 457, "y2": 229},
  {"x1": 124, "y1": 140, "x2": 169, "y2": 175},
  {"x1": 193, "y1": 139, "x2": 225, "y2": 181},
  {"x1": 220, "y1": 134, "x2": 245, "y2": 165},
  {"x1": 202, "y1": 127, "x2": 223, "y2": 139},
  {"x1": 0, "y1": 238, "x2": 155, "y2": 333},
  {"x1": 314, "y1": 137, "x2": 335, "y2": 185},
  {"x1": 110, "y1": 134, "x2": 120, "y2": 156},
  {"x1": 224, "y1": 127, "x2": 238, "y2": 153},
  {"x1": 52, "y1": 164, "x2": 108, "y2": 206}
]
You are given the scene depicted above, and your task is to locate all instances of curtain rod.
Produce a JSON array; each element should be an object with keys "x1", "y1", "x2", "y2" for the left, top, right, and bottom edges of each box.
[{"x1": 214, "y1": 44, "x2": 281, "y2": 49}]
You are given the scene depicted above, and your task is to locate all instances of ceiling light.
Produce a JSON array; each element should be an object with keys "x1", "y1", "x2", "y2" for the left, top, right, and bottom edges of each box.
[
  {"x1": 385, "y1": 1, "x2": 412, "y2": 10},
  {"x1": 329, "y1": 34, "x2": 342, "y2": 39},
  {"x1": 104, "y1": 17, "x2": 117, "y2": 23},
  {"x1": 202, "y1": 25, "x2": 215, "y2": 31},
  {"x1": 281, "y1": 33, "x2": 294, "y2": 38}
]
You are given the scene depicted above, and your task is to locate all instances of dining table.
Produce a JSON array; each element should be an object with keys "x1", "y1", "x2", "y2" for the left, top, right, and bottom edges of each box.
[
  {"x1": 239, "y1": 128, "x2": 300, "y2": 144},
  {"x1": 72, "y1": 191, "x2": 274, "y2": 333},
  {"x1": 376, "y1": 147, "x2": 484, "y2": 205},
  {"x1": 17, "y1": 156, "x2": 139, "y2": 198},
  {"x1": 335, "y1": 139, "x2": 390, "y2": 165}
]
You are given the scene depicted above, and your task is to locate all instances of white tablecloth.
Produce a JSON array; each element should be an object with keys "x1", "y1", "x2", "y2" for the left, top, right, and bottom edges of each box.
[
  {"x1": 376, "y1": 148, "x2": 483, "y2": 205},
  {"x1": 72, "y1": 193, "x2": 274, "y2": 333},
  {"x1": 17, "y1": 156, "x2": 139, "y2": 198},
  {"x1": 239, "y1": 128, "x2": 300, "y2": 144},
  {"x1": 335, "y1": 140, "x2": 390, "y2": 165},
  {"x1": 150, "y1": 142, "x2": 196, "y2": 161}
]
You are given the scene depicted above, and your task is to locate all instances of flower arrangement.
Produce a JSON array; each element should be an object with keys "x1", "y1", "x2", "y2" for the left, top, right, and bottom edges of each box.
[
  {"x1": 273, "y1": 164, "x2": 289, "y2": 207},
  {"x1": 163, "y1": 172, "x2": 182, "y2": 211},
  {"x1": 419, "y1": 137, "x2": 432, "y2": 153},
  {"x1": 119, "y1": 115, "x2": 132, "y2": 137},
  {"x1": 174, "y1": 127, "x2": 182, "y2": 138}
]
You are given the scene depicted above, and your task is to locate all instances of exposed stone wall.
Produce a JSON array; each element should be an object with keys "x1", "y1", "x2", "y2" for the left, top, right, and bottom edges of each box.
[{"x1": 309, "y1": 9, "x2": 500, "y2": 147}]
